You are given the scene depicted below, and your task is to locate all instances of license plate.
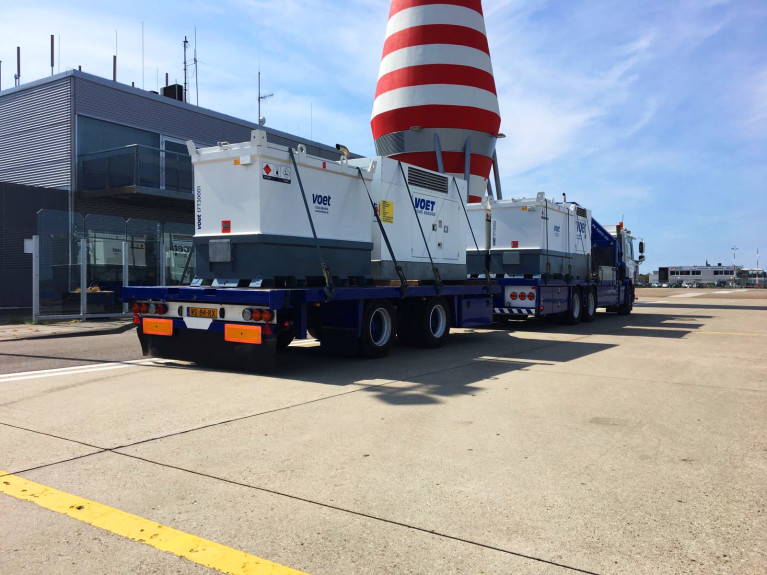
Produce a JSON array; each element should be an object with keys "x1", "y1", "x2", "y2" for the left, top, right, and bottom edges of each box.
[{"x1": 188, "y1": 307, "x2": 217, "y2": 318}]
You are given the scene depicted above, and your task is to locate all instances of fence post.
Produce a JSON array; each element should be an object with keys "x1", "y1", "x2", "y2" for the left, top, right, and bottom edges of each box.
[
  {"x1": 80, "y1": 237, "x2": 87, "y2": 321},
  {"x1": 159, "y1": 225, "x2": 167, "y2": 286},
  {"x1": 32, "y1": 235, "x2": 40, "y2": 323},
  {"x1": 123, "y1": 240, "x2": 129, "y2": 313}
]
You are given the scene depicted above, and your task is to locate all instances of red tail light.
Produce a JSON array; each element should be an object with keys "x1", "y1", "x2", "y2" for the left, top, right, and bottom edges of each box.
[
  {"x1": 528, "y1": 292, "x2": 535, "y2": 300},
  {"x1": 250, "y1": 309, "x2": 263, "y2": 321},
  {"x1": 519, "y1": 292, "x2": 527, "y2": 300},
  {"x1": 156, "y1": 304, "x2": 168, "y2": 315},
  {"x1": 132, "y1": 302, "x2": 139, "y2": 313},
  {"x1": 261, "y1": 309, "x2": 273, "y2": 322},
  {"x1": 139, "y1": 303, "x2": 148, "y2": 314},
  {"x1": 510, "y1": 292, "x2": 518, "y2": 300}
]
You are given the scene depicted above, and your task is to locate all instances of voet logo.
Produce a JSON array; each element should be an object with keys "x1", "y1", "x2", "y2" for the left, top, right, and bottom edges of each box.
[
  {"x1": 312, "y1": 194, "x2": 331, "y2": 214},
  {"x1": 413, "y1": 197, "x2": 436, "y2": 216}
]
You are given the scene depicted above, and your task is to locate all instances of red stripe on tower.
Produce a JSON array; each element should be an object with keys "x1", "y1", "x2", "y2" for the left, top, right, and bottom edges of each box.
[{"x1": 372, "y1": 0, "x2": 501, "y2": 203}]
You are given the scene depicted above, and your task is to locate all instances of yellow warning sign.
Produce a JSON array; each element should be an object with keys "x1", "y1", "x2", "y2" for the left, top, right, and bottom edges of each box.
[{"x1": 379, "y1": 201, "x2": 394, "y2": 224}]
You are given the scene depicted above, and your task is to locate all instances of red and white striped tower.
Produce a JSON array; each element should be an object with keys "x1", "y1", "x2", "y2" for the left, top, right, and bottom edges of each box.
[{"x1": 371, "y1": 0, "x2": 501, "y2": 202}]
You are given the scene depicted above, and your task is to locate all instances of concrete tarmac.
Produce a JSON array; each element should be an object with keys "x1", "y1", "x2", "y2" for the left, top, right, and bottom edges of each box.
[{"x1": 0, "y1": 288, "x2": 765, "y2": 574}]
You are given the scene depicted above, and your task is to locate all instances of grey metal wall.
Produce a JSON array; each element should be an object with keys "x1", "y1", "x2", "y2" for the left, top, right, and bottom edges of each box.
[
  {"x1": 0, "y1": 77, "x2": 73, "y2": 189},
  {"x1": 73, "y1": 73, "x2": 345, "y2": 161},
  {"x1": 0, "y1": 182, "x2": 68, "y2": 310}
]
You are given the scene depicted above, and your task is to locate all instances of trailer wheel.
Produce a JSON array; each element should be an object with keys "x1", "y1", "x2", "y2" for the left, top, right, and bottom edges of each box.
[
  {"x1": 414, "y1": 297, "x2": 451, "y2": 348},
  {"x1": 276, "y1": 332, "x2": 295, "y2": 350},
  {"x1": 617, "y1": 284, "x2": 634, "y2": 316},
  {"x1": 358, "y1": 299, "x2": 396, "y2": 358},
  {"x1": 565, "y1": 290, "x2": 582, "y2": 325},
  {"x1": 582, "y1": 289, "x2": 597, "y2": 323}
]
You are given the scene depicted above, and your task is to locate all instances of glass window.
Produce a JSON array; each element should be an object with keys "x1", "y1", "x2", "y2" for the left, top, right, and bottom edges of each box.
[
  {"x1": 77, "y1": 116, "x2": 159, "y2": 155},
  {"x1": 161, "y1": 138, "x2": 192, "y2": 193}
]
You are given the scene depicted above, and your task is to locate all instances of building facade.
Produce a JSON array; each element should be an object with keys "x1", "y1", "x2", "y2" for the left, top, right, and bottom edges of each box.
[
  {"x1": 0, "y1": 70, "x2": 348, "y2": 314},
  {"x1": 651, "y1": 264, "x2": 764, "y2": 286}
]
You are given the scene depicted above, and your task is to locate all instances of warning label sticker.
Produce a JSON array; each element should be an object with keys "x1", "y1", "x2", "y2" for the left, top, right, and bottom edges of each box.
[
  {"x1": 262, "y1": 162, "x2": 291, "y2": 184},
  {"x1": 379, "y1": 200, "x2": 394, "y2": 224}
]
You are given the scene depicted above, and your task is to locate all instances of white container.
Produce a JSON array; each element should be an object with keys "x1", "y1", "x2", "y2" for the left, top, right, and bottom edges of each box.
[
  {"x1": 348, "y1": 157, "x2": 469, "y2": 280},
  {"x1": 189, "y1": 130, "x2": 375, "y2": 281},
  {"x1": 481, "y1": 193, "x2": 592, "y2": 278},
  {"x1": 190, "y1": 130, "x2": 373, "y2": 242}
]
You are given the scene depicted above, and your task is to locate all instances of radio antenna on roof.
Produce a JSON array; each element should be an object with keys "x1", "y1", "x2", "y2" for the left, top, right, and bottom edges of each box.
[
  {"x1": 183, "y1": 36, "x2": 189, "y2": 103},
  {"x1": 194, "y1": 27, "x2": 199, "y2": 106}
]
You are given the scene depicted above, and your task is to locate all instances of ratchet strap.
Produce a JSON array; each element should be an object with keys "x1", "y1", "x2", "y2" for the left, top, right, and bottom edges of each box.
[
  {"x1": 289, "y1": 147, "x2": 335, "y2": 300},
  {"x1": 399, "y1": 161, "x2": 443, "y2": 294},
  {"x1": 356, "y1": 167, "x2": 408, "y2": 296}
]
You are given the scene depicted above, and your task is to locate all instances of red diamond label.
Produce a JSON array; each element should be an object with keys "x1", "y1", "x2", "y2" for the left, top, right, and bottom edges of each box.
[{"x1": 263, "y1": 164, "x2": 272, "y2": 176}]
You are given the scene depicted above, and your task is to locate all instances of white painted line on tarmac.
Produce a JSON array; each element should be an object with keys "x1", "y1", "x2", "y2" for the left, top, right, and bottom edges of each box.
[
  {"x1": 669, "y1": 293, "x2": 704, "y2": 298},
  {"x1": 712, "y1": 290, "x2": 737, "y2": 294},
  {"x1": 0, "y1": 359, "x2": 158, "y2": 383}
]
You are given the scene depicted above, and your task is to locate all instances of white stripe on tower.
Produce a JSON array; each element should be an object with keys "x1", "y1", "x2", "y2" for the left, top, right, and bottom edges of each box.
[
  {"x1": 385, "y1": 5, "x2": 487, "y2": 36},
  {"x1": 378, "y1": 45, "x2": 494, "y2": 78},
  {"x1": 373, "y1": 85, "x2": 501, "y2": 117}
]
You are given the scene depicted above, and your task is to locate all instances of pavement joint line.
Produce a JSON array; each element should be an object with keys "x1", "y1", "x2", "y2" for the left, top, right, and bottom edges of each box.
[
  {"x1": 115, "y1": 452, "x2": 604, "y2": 575},
  {"x1": 0, "y1": 421, "x2": 106, "y2": 451},
  {"x1": 1, "y1": 346, "x2": 612, "y2": 573},
  {"x1": 3, "y1": 413, "x2": 605, "y2": 574},
  {"x1": 0, "y1": 470, "x2": 308, "y2": 575}
]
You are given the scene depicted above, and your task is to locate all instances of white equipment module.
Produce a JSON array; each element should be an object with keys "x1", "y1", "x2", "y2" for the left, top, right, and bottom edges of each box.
[
  {"x1": 467, "y1": 193, "x2": 593, "y2": 279},
  {"x1": 188, "y1": 130, "x2": 375, "y2": 283},
  {"x1": 189, "y1": 130, "x2": 474, "y2": 283},
  {"x1": 349, "y1": 157, "x2": 469, "y2": 281}
]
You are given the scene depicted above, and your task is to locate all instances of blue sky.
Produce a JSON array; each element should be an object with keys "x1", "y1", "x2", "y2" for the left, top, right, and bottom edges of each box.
[{"x1": 1, "y1": 0, "x2": 765, "y2": 272}]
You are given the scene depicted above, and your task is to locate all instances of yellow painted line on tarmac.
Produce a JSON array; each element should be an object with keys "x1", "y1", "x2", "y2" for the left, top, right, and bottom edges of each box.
[{"x1": 0, "y1": 471, "x2": 308, "y2": 575}]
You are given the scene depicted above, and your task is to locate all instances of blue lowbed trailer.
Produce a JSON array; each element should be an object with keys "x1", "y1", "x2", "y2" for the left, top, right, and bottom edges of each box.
[{"x1": 123, "y1": 282, "x2": 499, "y2": 371}]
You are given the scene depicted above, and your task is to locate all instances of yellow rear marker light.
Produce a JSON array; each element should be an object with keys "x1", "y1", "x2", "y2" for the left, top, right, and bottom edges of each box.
[
  {"x1": 225, "y1": 324, "x2": 262, "y2": 344},
  {"x1": 0, "y1": 471, "x2": 308, "y2": 575},
  {"x1": 143, "y1": 318, "x2": 173, "y2": 336}
]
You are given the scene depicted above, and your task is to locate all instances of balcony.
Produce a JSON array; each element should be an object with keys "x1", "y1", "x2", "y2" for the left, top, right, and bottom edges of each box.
[{"x1": 78, "y1": 145, "x2": 193, "y2": 200}]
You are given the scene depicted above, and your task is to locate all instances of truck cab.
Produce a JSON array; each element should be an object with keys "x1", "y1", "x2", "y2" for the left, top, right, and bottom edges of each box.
[{"x1": 604, "y1": 223, "x2": 644, "y2": 283}]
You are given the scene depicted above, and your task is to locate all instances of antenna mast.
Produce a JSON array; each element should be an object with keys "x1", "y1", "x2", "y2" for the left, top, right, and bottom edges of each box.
[
  {"x1": 194, "y1": 27, "x2": 199, "y2": 106},
  {"x1": 14, "y1": 46, "x2": 20, "y2": 86},
  {"x1": 183, "y1": 36, "x2": 189, "y2": 103},
  {"x1": 257, "y1": 69, "x2": 273, "y2": 125}
]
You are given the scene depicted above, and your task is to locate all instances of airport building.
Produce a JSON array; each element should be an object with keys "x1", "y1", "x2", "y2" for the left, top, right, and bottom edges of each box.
[{"x1": 652, "y1": 264, "x2": 764, "y2": 286}]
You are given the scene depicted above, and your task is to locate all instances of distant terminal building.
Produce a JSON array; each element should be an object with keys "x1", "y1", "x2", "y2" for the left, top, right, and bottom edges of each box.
[{"x1": 652, "y1": 264, "x2": 765, "y2": 286}]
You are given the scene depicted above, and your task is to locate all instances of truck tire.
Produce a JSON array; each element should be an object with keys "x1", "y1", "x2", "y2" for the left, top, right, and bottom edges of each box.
[
  {"x1": 414, "y1": 297, "x2": 451, "y2": 348},
  {"x1": 565, "y1": 290, "x2": 582, "y2": 325},
  {"x1": 617, "y1": 284, "x2": 634, "y2": 316},
  {"x1": 276, "y1": 332, "x2": 295, "y2": 350},
  {"x1": 358, "y1": 299, "x2": 397, "y2": 358},
  {"x1": 582, "y1": 289, "x2": 597, "y2": 323}
]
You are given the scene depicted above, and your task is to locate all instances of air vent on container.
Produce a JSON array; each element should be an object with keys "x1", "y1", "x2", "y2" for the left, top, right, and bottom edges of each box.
[{"x1": 408, "y1": 167, "x2": 448, "y2": 194}]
